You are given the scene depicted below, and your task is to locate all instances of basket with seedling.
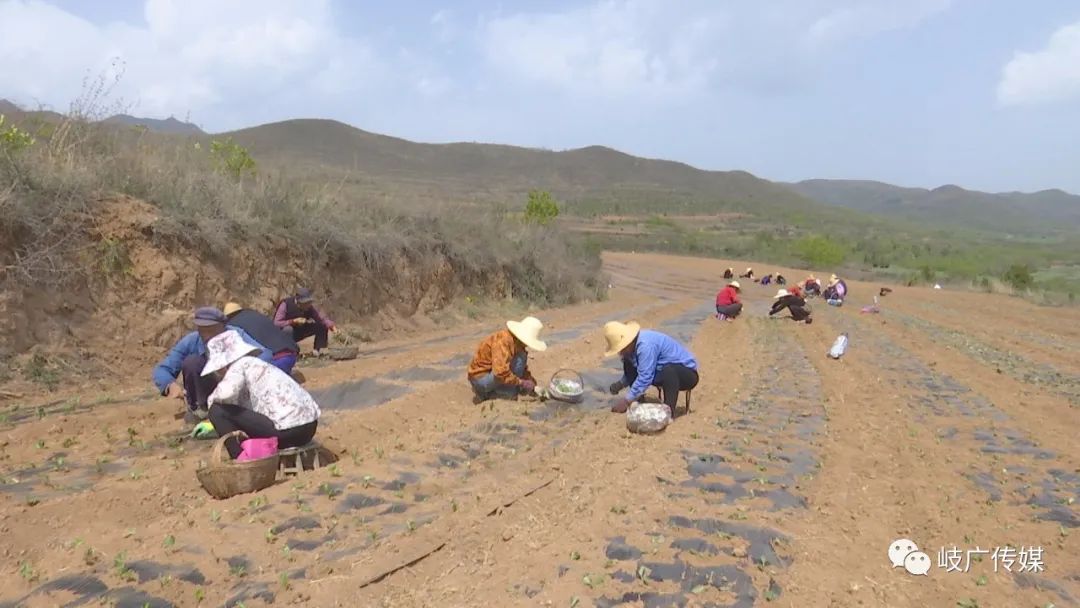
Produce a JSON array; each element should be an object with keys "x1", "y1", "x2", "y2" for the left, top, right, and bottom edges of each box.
[{"x1": 545, "y1": 369, "x2": 585, "y2": 404}]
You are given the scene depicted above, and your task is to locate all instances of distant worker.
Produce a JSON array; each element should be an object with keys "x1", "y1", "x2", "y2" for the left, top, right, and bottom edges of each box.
[
  {"x1": 274, "y1": 288, "x2": 336, "y2": 356},
  {"x1": 467, "y1": 316, "x2": 546, "y2": 402},
  {"x1": 739, "y1": 267, "x2": 755, "y2": 280},
  {"x1": 822, "y1": 274, "x2": 848, "y2": 305},
  {"x1": 715, "y1": 280, "x2": 743, "y2": 321},
  {"x1": 605, "y1": 321, "x2": 699, "y2": 419},
  {"x1": 152, "y1": 307, "x2": 273, "y2": 421},
  {"x1": 225, "y1": 302, "x2": 300, "y2": 375},
  {"x1": 769, "y1": 289, "x2": 813, "y2": 323},
  {"x1": 760, "y1": 274, "x2": 773, "y2": 286},
  {"x1": 723, "y1": 267, "x2": 735, "y2": 280},
  {"x1": 775, "y1": 274, "x2": 787, "y2": 286},
  {"x1": 803, "y1": 275, "x2": 822, "y2": 297}
]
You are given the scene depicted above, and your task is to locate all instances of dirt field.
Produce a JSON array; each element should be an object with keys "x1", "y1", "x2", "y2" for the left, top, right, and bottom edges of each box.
[{"x1": 1, "y1": 252, "x2": 1077, "y2": 608}]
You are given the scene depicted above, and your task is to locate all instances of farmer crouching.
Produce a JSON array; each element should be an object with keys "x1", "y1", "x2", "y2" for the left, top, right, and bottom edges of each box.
[
  {"x1": 467, "y1": 317, "x2": 547, "y2": 402},
  {"x1": 769, "y1": 288, "x2": 813, "y2": 323},
  {"x1": 152, "y1": 307, "x2": 274, "y2": 421},
  {"x1": 604, "y1": 321, "x2": 700, "y2": 419},
  {"x1": 203, "y1": 330, "x2": 320, "y2": 460},
  {"x1": 274, "y1": 288, "x2": 336, "y2": 356},
  {"x1": 224, "y1": 302, "x2": 300, "y2": 376},
  {"x1": 715, "y1": 280, "x2": 743, "y2": 320}
]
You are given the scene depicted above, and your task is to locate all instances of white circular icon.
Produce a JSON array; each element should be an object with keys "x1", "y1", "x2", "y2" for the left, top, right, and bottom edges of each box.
[
  {"x1": 888, "y1": 538, "x2": 919, "y2": 568},
  {"x1": 904, "y1": 551, "x2": 931, "y2": 576}
]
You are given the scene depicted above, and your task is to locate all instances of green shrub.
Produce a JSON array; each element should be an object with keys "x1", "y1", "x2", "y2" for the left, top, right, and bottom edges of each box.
[
  {"x1": 794, "y1": 235, "x2": 846, "y2": 267},
  {"x1": 524, "y1": 190, "x2": 559, "y2": 225},
  {"x1": 1002, "y1": 264, "x2": 1034, "y2": 291}
]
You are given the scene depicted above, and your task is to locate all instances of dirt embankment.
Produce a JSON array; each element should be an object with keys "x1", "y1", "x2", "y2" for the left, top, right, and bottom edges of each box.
[{"x1": 0, "y1": 196, "x2": 516, "y2": 391}]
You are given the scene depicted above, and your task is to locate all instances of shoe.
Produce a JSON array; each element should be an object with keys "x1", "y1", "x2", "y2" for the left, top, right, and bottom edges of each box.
[{"x1": 716, "y1": 313, "x2": 727, "y2": 321}]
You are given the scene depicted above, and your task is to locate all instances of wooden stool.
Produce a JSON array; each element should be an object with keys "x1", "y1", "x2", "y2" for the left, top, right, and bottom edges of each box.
[
  {"x1": 655, "y1": 388, "x2": 692, "y2": 414},
  {"x1": 277, "y1": 442, "x2": 321, "y2": 480}
]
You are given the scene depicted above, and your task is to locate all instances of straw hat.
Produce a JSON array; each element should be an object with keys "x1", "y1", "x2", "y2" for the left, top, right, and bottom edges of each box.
[
  {"x1": 773, "y1": 288, "x2": 790, "y2": 299},
  {"x1": 729, "y1": 280, "x2": 741, "y2": 290},
  {"x1": 506, "y1": 317, "x2": 547, "y2": 352},
  {"x1": 223, "y1": 302, "x2": 243, "y2": 317},
  {"x1": 829, "y1": 274, "x2": 839, "y2": 285},
  {"x1": 603, "y1": 321, "x2": 642, "y2": 358},
  {"x1": 201, "y1": 330, "x2": 262, "y2": 376}
]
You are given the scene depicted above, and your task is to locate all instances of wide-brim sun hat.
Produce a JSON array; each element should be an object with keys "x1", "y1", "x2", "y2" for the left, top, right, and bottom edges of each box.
[
  {"x1": 506, "y1": 316, "x2": 547, "y2": 352},
  {"x1": 603, "y1": 321, "x2": 641, "y2": 358},
  {"x1": 774, "y1": 288, "x2": 790, "y2": 299},
  {"x1": 202, "y1": 330, "x2": 262, "y2": 376},
  {"x1": 729, "y1": 280, "x2": 741, "y2": 290},
  {"x1": 223, "y1": 302, "x2": 243, "y2": 317}
]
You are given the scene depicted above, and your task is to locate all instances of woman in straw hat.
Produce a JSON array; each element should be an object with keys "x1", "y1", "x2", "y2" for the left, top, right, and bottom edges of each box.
[
  {"x1": 467, "y1": 317, "x2": 547, "y2": 402},
  {"x1": 768, "y1": 288, "x2": 813, "y2": 323},
  {"x1": 604, "y1": 321, "x2": 699, "y2": 418},
  {"x1": 202, "y1": 330, "x2": 321, "y2": 459},
  {"x1": 715, "y1": 280, "x2": 743, "y2": 321},
  {"x1": 822, "y1": 274, "x2": 848, "y2": 304},
  {"x1": 802, "y1": 275, "x2": 822, "y2": 297}
]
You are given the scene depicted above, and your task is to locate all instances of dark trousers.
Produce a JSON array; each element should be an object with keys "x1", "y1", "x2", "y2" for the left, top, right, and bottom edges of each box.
[
  {"x1": 208, "y1": 404, "x2": 319, "y2": 459},
  {"x1": 181, "y1": 354, "x2": 218, "y2": 411},
  {"x1": 789, "y1": 305, "x2": 811, "y2": 321},
  {"x1": 283, "y1": 323, "x2": 329, "y2": 350},
  {"x1": 623, "y1": 359, "x2": 700, "y2": 409},
  {"x1": 716, "y1": 303, "x2": 743, "y2": 318}
]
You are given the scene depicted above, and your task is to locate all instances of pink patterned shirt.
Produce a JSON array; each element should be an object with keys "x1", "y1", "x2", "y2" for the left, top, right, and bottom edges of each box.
[{"x1": 208, "y1": 357, "x2": 320, "y2": 430}]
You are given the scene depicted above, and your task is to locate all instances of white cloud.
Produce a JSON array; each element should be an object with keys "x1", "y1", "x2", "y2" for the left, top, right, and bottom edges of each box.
[
  {"x1": 997, "y1": 21, "x2": 1080, "y2": 107},
  {"x1": 479, "y1": 0, "x2": 953, "y2": 100},
  {"x1": 0, "y1": 0, "x2": 385, "y2": 126}
]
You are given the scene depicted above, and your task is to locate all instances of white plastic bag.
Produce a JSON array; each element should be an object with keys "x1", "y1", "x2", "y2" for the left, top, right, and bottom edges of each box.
[{"x1": 626, "y1": 401, "x2": 672, "y2": 434}]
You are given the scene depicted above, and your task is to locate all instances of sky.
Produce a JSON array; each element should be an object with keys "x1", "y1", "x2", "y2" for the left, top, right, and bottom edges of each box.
[{"x1": 3, "y1": 0, "x2": 1080, "y2": 193}]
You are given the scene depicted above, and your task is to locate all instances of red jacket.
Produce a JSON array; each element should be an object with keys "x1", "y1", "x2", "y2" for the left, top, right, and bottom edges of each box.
[{"x1": 716, "y1": 285, "x2": 740, "y2": 306}]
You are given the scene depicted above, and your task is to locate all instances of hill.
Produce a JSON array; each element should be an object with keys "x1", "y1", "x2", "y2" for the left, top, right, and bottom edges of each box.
[
  {"x1": 787, "y1": 179, "x2": 1080, "y2": 235},
  {"x1": 105, "y1": 113, "x2": 204, "y2": 135},
  {"x1": 220, "y1": 119, "x2": 863, "y2": 225}
]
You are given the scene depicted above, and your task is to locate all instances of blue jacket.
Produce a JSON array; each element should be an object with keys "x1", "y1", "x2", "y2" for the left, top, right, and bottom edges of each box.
[
  {"x1": 152, "y1": 327, "x2": 272, "y2": 394},
  {"x1": 621, "y1": 330, "x2": 698, "y2": 401}
]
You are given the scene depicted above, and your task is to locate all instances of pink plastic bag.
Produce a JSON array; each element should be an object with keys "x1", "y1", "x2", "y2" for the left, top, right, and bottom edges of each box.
[{"x1": 237, "y1": 437, "x2": 278, "y2": 462}]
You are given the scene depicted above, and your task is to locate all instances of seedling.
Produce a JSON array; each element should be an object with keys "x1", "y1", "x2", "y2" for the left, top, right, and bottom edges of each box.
[
  {"x1": 610, "y1": 505, "x2": 627, "y2": 515},
  {"x1": 62, "y1": 437, "x2": 78, "y2": 449},
  {"x1": 975, "y1": 575, "x2": 988, "y2": 586},
  {"x1": 570, "y1": 551, "x2": 581, "y2": 561},
  {"x1": 163, "y1": 535, "x2": 176, "y2": 550},
  {"x1": 83, "y1": 547, "x2": 99, "y2": 566},
  {"x1": 406, "y1": 520, "x2": 416, "y2": 533},
  {"x1": 248, "y1": 495, "x2": 268, "y2": 511},
  {"x1": 35, "y1": 440, "x2": 45, "y2": 449},
  {"x1": 361, "y1": 475, "x2": 374, "y2": 488},
  {"x1": 114, "y1": 552, "x2": 135, "y2": 582},
  {"x1": 194, "y1": 587, "x2": 206, "y2": 604},
  {"x1": 319, "y1": 482, "x2": 340, "y2": 500},
  {"x1": 230, "y1": 563, "x2": 247, "y2": 578},
  {"x1": 281, "y1": 545, "x2": 293, "y2": 562},
  {"x1": 19, "y1": 561, "x2": 38, "y2": 583},
  {"x1": 374, "y1": 446, "x2": 385, "y2": 459},
  {"x1": 328, "y1": 464, "x2": 341, "y2": 477},
  {"x1": 265, "y1": 528, "x2": 277, "y2": 544},
  {"x1": 211, "y1": 510, "x2": 221, "y2": 523},
  {"x1": 279, "y1": 572, "x2": 291, "y2": 591},
  {"x1": 582, "y1": 573, "x2": 605, "y2": 589},
  {"x1": 636, "y1": 565, "x2": 651, "y2": 585}
]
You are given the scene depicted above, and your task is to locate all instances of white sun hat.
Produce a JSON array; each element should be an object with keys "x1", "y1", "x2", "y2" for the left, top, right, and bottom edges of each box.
[
  {"x1": 773, "y1": 288, "x2": 790, "y2": 299},
  {"x1": 506, "y1": 316, "x2": 547, "y2": 352},
  {"x1": 201, "y1": 330, "x2": 262, "y2": 376}
]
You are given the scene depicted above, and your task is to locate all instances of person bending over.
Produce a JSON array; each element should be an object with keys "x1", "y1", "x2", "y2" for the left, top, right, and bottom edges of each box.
[
  {"x1": 467, "y1": 316, "x2": 547, "y2": 402},
  {"x1": 604, "y1": 321, "x2": 699, "y2": 419},
  {"x1": 203, "y1": 330, "x2": 320, "y2": 459}
]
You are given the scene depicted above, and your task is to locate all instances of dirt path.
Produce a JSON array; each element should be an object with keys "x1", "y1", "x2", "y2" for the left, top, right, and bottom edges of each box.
[{"x1": 1, "y1": 252, "x2": 1077, "y2": 608}]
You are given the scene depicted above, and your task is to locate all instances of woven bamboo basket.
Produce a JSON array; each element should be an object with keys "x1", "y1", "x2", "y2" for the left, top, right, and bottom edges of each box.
[
  {"x1": 196, "y1": 431, "x2": 280, "y2": 500},
  {"x1": 326, "y1": 345, "x2": 359, "y2": 360}
]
